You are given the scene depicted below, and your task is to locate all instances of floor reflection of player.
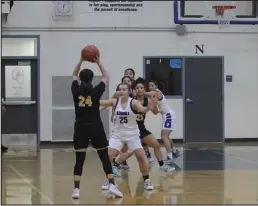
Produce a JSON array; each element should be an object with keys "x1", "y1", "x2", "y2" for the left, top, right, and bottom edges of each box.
[{"x1": 1, "y1": 98, "x2": 8, "y2": 152}]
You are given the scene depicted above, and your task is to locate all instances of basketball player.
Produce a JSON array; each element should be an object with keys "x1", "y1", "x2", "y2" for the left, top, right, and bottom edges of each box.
[
  {"x1": 145, "y1": 80, "x2": 180, "y2": 161},
  {"x1": 124, "y1": 69, "x2": 154, "y2": 162},
  {"x1": 100, "y1": 75, "x2": 135, "y2": 174},
  {"x1": 115, "y1": 78, "x2": 175, "y2": 172},
  {"x1": 71, "y1": 56, "x2": 122, "y2": 199},
  {"x1": 100, "y1": 83, "x2": 157, "y2": 190},
  {"x1": 124, "y1": 68, "x2": 135, "y2": 80}
]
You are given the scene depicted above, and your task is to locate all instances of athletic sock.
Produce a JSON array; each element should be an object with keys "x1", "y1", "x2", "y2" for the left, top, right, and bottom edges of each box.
[
  {"x1": 74, "y1": 180, "x2": 80, "y2": 189},
  {"x1": 143, "y1": 175, "x2": 149, "y2": 181},
  {"x1": 108, "y1": 178, "x2": 115, "y2": 185}
]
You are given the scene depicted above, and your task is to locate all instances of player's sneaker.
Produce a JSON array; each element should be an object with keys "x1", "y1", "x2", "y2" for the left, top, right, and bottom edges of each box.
[
  {"x1": 172, "y1": 149, "x2": 181, "y2": 159},
  {"x1": 164, "y1": 156, "x2": 174, "y2": 164},
  {"x1": 101, "y1": 179, "x2": 110, "y2": 190},
  {"x1": 144, "y1": 179, "x2": 154, "y2": 190},
  {"x1": 160, "y1": 164, "x2": 175, "y2": 172},
  {"x1": 72, "y1": 188, "x2": 80, "y2": 199},
  {"x1": 113, "y1": 166, "x2": 121, "y2": 177},
  {"x1": 119, "y1": 161, "x2": 130, "y2": 170},
  {"x1": 108, "y1": 183, "x2": 123, "y2": 198}
]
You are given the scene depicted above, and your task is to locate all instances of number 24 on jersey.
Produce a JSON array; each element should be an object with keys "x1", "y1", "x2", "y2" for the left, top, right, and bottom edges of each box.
[{"x1": 78, "y1": 95, "x2": 92, "y2": 107}]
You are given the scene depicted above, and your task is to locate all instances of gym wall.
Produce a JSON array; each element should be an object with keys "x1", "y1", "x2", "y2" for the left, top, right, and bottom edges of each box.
[{"x1": 2, "y1": 1, "x2": 258, "y2": 141}]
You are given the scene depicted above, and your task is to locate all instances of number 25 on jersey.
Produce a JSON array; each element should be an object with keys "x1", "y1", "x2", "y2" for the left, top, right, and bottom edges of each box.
[{"x1": 78, "y1": 95, "x2": 92, "y2": 107}]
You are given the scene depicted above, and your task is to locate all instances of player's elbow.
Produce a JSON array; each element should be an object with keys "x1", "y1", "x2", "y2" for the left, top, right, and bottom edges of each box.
[{"x1": 102, "y1": 76, "x2": 109, "y2": 85}]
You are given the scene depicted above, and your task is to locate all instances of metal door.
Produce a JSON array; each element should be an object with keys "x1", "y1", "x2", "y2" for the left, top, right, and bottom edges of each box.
[{"x1": 184, "y1": 57, "x2": 223, "y2": 143}]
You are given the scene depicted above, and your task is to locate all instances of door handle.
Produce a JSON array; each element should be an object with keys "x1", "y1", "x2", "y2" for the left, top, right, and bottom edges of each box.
[
  {"x1": 4, "y1": 101, "x2": 36, "y2": 105},
  {"x1": 186, "y1": 98, "x2": 193, "y2": 103}
]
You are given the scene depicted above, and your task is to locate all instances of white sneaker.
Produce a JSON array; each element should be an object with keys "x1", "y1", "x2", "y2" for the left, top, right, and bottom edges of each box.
[
  {"x1": 148, "y1": 156, "x2": 154, "y2": 163},
  {"x1": 160, "y1": 164, "x2": 175, "y2": 172},
  {"x1": 72, "y1": 188, "x2": 80, "y2": 199},
  {"x1": 108, "y1": 183, "x2": 123, "y2": 198},
  {"x1": 101, "y1": 179, "x2": 110, "y2": 190},
  {"x1": 144, "y1": 179, "x2": 154, "y2": 190}
]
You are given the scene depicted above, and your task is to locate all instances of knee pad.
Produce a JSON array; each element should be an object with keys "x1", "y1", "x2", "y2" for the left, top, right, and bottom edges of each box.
[
  {"x1": 97, "y1": 148, "x2": 113, "y2": 175},
  {"x1": 74, "y1": 152, "x2": 86, "y2": 176}
]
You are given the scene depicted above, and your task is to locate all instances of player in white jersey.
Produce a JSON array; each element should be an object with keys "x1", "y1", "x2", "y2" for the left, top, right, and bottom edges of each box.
[
  {"x1": 145, "y1": 80, "x2": 180, "y2": 162},
  {"x1": 100, "y1": 83, "x2": 156, "y2": 192}
]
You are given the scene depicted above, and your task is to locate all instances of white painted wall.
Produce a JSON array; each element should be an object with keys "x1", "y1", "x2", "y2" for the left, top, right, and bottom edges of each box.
[{"x1": 2, "y1": 1, "x2": 258, "y2": 141}]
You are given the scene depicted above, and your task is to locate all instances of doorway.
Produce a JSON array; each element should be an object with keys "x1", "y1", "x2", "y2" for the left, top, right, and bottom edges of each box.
[
  {"x1": 1, "y1": 36, "x2": 40, "y2": 148},
  {"x1": 184, "y1": 57, "x2": 224, "y2": 143}
]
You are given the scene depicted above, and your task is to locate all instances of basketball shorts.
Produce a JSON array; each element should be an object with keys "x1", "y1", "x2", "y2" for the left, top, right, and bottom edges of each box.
[
  {"x1": 139, "y1": 128, "x2": 152, "y2": 139},
  {"x1": 109, "y1": 132, "x2": 142, "y2": 152},
  {"x1": 73, "y1": 120, "x2": 108, "y2": 150},
  {"x1": 162, "y1": 111, "x2": 176, "y2": 131}
]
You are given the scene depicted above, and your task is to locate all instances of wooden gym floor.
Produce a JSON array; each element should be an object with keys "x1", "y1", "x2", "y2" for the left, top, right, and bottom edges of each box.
[{"x1": 1, "y1": 144, "x2": 258, "y2": 204}]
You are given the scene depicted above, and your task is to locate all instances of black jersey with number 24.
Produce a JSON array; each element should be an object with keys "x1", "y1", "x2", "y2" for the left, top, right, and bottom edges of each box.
[{"x1": 71, "y1": 80, "x2": 105, "y2": 122}]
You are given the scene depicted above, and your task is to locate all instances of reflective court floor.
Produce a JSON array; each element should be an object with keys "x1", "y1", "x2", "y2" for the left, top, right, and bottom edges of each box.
[{"x1": 2, "y1": 144, "x2": 258, "y2": 204}]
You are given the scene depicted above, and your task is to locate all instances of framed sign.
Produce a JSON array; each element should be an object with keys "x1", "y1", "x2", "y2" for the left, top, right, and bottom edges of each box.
[{"x1": 5, "y1": 65, "x2": 31, "y2": 101}]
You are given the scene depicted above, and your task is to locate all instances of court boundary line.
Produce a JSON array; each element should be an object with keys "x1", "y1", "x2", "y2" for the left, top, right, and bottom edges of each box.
[{"x1": 7, "y1": 164, "x2": 54, "y2": 204}]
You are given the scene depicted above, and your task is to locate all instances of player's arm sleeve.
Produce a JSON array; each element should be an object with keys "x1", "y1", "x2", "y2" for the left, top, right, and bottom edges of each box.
[
  {"x1": 94, "y1": 81, "x2": 106, "y2": 99},
  {"x1": 71, "y1": 80, "x2": 79, "y2": 95}
]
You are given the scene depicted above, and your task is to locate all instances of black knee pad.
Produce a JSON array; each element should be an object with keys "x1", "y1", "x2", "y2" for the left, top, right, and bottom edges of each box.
[
  {"x1": 97, "y1": 148, "x2": 113, "y2": 175},
  {"x1": 74, "y1": 152, "x2": 86, "y2": 176}
]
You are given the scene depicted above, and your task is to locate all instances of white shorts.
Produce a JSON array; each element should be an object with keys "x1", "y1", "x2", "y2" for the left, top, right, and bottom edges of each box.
[
  {"x1": 109, "y1": 132, "x2": 143, "y2": 152},
  {"x1": 162, "y1": 111, "x2": 176, "y2": 131}
]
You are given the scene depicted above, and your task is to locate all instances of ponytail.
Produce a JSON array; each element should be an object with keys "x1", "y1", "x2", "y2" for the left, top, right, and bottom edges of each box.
[{"x1": 80, "y1": 81, "x2": 93, "y2": 91}]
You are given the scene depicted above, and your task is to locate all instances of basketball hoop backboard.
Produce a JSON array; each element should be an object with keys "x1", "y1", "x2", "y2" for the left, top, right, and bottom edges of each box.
[{"x1": 174, "y1": 0, "x2": 258, "y2": 25}]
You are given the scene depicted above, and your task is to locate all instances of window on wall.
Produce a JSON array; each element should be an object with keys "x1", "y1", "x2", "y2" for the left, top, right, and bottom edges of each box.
[{"x1": 145, "y1": 58, "x2": 182, "y2": 96}]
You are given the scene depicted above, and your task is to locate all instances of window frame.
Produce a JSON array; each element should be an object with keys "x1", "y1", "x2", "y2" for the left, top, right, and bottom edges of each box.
[{"x1": 143, "y1": 57, "x2": 184, "y2": 99}]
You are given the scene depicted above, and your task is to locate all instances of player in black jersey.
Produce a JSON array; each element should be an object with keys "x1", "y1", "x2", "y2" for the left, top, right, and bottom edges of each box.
[
  {"x1": 115, "y1": 78, "x2": 175, "y2": 172},
  {"x1": 71, "y1": 56, "x2": 122, "y2": 199}
]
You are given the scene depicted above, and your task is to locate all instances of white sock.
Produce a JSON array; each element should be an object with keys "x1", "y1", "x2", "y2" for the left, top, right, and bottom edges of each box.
[{"x1": 167, "y1": 152, "x2": 173, "y2": 159}]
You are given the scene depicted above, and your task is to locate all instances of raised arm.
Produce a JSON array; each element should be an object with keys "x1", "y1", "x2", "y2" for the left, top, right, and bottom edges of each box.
[
  {"x1": 72, "y1": 58, "x2": 83, "y2": 81},
  {"x1": 93, "y1": 56, "x2": 109, "y2": 85}
]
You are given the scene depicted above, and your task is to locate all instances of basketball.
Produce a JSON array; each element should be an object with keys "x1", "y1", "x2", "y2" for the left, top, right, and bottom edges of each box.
[{"x1": 81, "y1": 45, "x2": 100, "y2": 62}]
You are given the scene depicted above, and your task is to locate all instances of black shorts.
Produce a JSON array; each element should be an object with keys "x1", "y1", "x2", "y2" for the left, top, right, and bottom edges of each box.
[
  {"x1": 139, "y1": 128, "x2": 152, "y2": 139},
  {"x1": 73, "y1": 120, "x2": 108, "y2": 150}
]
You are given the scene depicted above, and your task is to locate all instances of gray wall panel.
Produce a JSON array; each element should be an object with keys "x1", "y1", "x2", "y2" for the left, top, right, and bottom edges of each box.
[
  {"x1": 52, "y1": 76, "x2": 109, "y2": 141},
  {"x1": 52, "y1": 76, "x2": 109, "y2": 106},
  {"x1": 52, "y1": 76, "x2": 74, "y2": 107},
  {"x1": 52, "y1": 109, "x2": 75, "y2": 141}
]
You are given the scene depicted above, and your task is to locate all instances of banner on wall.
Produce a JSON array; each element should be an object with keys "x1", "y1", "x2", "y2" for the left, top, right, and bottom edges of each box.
[
  {"x1": 87, "y1": 1, "x2": 143, "y2": 12},
  {"x1": 5, "y1": 65, "x2": 31, "y2": 101}
]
